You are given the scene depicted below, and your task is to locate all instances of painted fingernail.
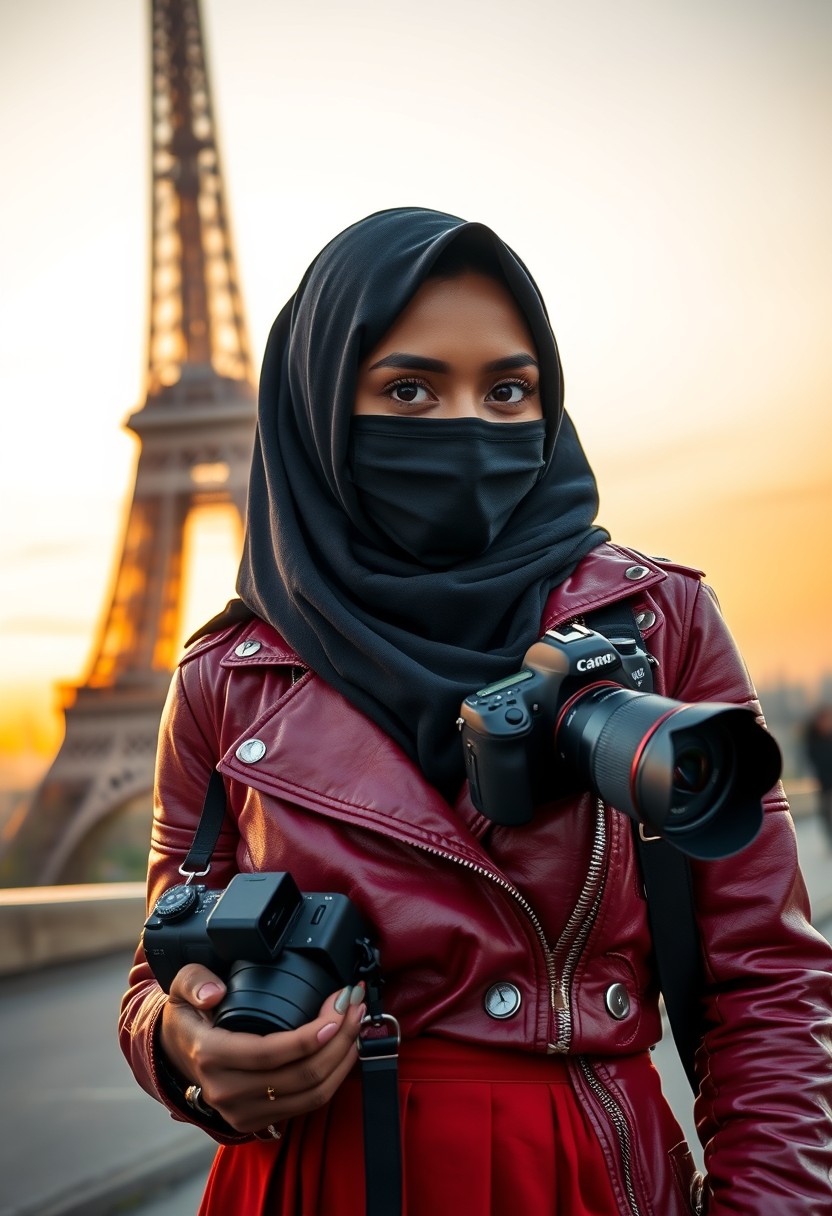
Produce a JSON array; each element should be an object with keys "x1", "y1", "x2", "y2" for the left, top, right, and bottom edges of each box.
[
  {"x1": 334, "y1": 986, "x2": 352, "y2": 1014},
  {"x1": 197, "y1": 982, "x2": 224, "y2": 1001},
  {"x1": 349, "y1": 982, "x2": 366, "y2": 1007},
  {"x1": 317, "y1": 1021, "x2": 339, "y2": 1045}
]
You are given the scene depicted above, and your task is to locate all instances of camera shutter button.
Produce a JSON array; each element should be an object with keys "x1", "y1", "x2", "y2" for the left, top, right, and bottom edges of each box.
[{"x1": 504, "y1": 708, "x2": 524, "y2": 725}]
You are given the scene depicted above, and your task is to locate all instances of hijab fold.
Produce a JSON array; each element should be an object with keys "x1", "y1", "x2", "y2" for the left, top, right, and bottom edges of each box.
[{"x1": 222, "y1": 208, "x2": 608, "y2": 791}]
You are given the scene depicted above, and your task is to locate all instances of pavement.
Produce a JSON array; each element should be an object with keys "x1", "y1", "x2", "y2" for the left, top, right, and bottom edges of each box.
[
  {"x1": 0, "y1": 949, "x2": 214, "y2": 1216},
  {"x1": 1, "y1": 792, "x2": 830, "y2": 1216}
]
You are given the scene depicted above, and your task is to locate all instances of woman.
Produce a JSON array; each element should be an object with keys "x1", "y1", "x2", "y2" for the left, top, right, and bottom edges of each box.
[{"x1": 120, "y1": 208, "x2": 832, "y2": 1214}]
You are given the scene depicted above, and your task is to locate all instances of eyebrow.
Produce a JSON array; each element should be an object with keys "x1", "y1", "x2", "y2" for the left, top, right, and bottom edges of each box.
[
  {"x1": 484, "y1": 353, "x2": 539, "y2": 373},
  {"x1": 367, "y1": 351, "x2": 539, "y2": 374}
]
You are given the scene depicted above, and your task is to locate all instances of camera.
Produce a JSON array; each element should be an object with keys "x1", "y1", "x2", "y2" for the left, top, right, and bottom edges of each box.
[
  {"x1": 142, "y1": 872, "x2": 371, "y2": 1034},
  {"x1": 458, "y1": 623, "x2": 781, "y2": 859}
]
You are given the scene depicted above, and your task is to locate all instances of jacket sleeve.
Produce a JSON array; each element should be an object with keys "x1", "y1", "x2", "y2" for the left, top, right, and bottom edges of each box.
[
  {"x1": 666, "y1": 577, "x2": 832, "y2": 1214},
  {"x1": 117, "y1": 657, "x2": 249, "y2": 1145}
]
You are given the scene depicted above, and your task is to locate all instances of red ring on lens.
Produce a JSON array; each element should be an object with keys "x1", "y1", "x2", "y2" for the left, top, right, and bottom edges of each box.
[
  {"x1": 554, "y1": 681, "x2": 621, "y2": 740},
  {"x1": 629, "y1": 705, "x2": 688, "y2": 813}
]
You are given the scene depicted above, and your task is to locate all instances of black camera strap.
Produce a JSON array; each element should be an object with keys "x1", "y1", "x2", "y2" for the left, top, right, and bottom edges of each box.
[
  {"x1": 180, "y1": 768, "x2": 227, "y2": 879},
  {"x1": 356, "y1": 944, "x2": 403, "y2": 1216},
  {"x1": 584, "y1": 601, "x2": 703, "y2": 1093},
  {"x1": 633, "y1": 820, "x2": 702, "y2": 1092},
  {"x1": 183, "y1": 767, "x2": 403, "y2": 1216}
]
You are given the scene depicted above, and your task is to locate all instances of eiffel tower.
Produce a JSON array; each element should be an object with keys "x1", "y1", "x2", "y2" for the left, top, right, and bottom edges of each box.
[{"x1": 5, "y1": 0, "x2": 256, "y2": 885}]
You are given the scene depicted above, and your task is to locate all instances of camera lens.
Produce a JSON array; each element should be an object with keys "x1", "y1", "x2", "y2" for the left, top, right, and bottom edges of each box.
[
  {"x1": 554, "y1": 687, "x2": 779, "y2": 859},
  {"x1": 666, "y1": 728, "x2": 728, "y2": 828},
  {"x1": 214, "y1": 954, "x2": 340, "y2": 1035},
  {"x1": 673, "y1": 746, "x2": 712, "y2": 795}
]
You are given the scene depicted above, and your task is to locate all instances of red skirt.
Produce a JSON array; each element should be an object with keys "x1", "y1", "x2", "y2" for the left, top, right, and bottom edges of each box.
[{"x1": 198, "y1": 1038, "x2": 621, "y2": 1215}]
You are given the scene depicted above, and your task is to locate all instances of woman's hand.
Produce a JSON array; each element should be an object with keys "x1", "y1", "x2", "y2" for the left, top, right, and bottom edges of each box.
[{"x1": 159, "y1": 964, "x2": 366, "y2": 1134}]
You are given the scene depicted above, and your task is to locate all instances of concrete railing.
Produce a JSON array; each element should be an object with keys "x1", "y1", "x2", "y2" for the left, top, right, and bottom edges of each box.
[{"x1": 0, "y1": 882, "x2": 146, "y2": 978}]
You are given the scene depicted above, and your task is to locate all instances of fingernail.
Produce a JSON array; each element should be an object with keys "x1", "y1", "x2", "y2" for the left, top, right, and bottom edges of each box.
[
  {"x1": 356, "y1": 1003, "x2": 367, "y2": 1022},
  {"x1": 349, "y1": 982, "x2": 366, "y2": 1007},
  {"x1": 197, "y1": 983, "x2": 224, "y2": 1001},
  {"x1": 334, "y1": 986, "x2": 352, "y2": 1014},
  {"x1": 317, "y1": 1021, "x2": 339, "y2": 1045}
]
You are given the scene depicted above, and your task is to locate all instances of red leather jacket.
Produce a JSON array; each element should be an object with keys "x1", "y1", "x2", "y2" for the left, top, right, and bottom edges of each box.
[{"x1": 120, "y1": 543, "x2": 832, "y2": 1215}]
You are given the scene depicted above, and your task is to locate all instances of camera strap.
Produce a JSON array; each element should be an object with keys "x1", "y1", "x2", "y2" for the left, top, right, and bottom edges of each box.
[
  {"x1": 184, "y1": 767, "x2": 403, "y2": 1216},
  {"x1": 356, "y1": 943, "x2": 403, "y2": 1216},
  {"x1": 584, "y1": 601, "x2": 703, "y2": 1094},
  {"x1": 180, "y1": 768, "x2": 227, "y2": 879}
]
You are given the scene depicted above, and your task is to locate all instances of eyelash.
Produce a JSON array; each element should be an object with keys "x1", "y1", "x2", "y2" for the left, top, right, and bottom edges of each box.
[
  {"x1": 490, "y1": 377, "x2": 537, "y2": 401},
  {"x1": 383, "y1": 376, "x2": 433, "y2": 399},
  {"x1": 382, "y1": 376, "x2": 538, "y2": 403}
]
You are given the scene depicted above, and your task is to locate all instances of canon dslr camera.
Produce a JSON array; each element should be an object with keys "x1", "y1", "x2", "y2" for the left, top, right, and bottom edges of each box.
[
  {"x1": 143, "y1": 872, "x2": 371, "y2": 1034},
  {"x1": 458, "y1": 623, "x2": 781, "y2": 859}
]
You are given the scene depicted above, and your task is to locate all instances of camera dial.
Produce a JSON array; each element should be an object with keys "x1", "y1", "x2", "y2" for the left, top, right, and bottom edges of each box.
[{"x1": 152, "y1": 883, "x2": 205, "y2": 922}]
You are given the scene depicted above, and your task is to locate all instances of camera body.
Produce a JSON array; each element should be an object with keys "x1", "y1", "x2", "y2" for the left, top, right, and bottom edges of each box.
[
  {"x1": 459, "y1": 623, "x2": 780, "y2": 859},
  {"x1": 142, "y1": 872, "x2": 370, "y2": 1034},
  {"x1": 459, "y1": 623, "x2": 651, "y2": 824}
]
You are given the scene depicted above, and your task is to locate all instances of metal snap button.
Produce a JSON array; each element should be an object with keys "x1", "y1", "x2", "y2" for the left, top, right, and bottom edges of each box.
[
  {"x1": 236, "y1": 738, "x2": 267, "y2": 764},
  {"x1": 635, "y1": 609, "x2": 657, "y2": 630},
  {"x1": 625, "y1": 565, "x2": 650, "y2": 581},
  {"x1": 235, "y1": 640, "x2": 261, "y2": 657},
  {"x1": 484, "y1": 982, "x2": 522, "y2": 1020},
  {"x1": 605, "y1": 982, "x2": 630, "y2": 1020}
]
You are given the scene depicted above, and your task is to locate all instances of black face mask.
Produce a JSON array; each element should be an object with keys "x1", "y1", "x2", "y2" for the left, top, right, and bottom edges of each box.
[{"x1": 348, "y1": 415, "x2": 546, "y2": 568}]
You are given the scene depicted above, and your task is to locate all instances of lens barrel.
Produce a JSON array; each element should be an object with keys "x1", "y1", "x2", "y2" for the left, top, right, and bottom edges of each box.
[
  {"x1": 555, "y1": 685, "x2": 781, "y2": 859},
  {"x1": 214, "y1": 954, "x2": 338, "y2": 1034}
]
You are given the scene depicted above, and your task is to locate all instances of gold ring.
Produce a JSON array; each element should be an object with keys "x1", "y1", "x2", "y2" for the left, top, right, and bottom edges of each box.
[
  {"x1": 266, "y1": 1123, "x2": 282, "y2": 1139},
  {"x1": 266, "y1": 1084, "x2": 277, "y2": 1101}
]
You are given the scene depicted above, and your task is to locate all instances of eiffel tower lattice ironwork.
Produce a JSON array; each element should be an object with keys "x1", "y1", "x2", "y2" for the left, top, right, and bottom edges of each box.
[{"x1": 6, "y1": 0, "x2": 256, "y2": 885}]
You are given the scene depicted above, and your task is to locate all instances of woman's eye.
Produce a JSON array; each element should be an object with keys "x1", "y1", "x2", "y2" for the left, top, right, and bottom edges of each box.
[
  {"x1": 387, "y1": 380, "x2": 433, "y2": 405},
  {"x1": 487, "y1": 380, "x2": 534, "y2": 405}
]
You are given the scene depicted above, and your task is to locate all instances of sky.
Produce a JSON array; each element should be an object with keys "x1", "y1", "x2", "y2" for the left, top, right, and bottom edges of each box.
[{"x1": 0, "y1": 0, "x2": 830, "y2": 777}]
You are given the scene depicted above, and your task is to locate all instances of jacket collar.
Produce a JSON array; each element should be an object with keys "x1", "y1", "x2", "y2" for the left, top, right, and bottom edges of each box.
[{"x1": 198, "y1": 543, "x2": 672, "y2": 672}]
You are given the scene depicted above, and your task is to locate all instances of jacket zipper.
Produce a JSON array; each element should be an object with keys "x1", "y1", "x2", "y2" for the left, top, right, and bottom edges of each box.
[
  {"x1": 551, "y1": 797, "x2": 608, "y2": 1049},
  {"x1": 578, "y1": 1056, "x2": 643, "y2": 1216}
]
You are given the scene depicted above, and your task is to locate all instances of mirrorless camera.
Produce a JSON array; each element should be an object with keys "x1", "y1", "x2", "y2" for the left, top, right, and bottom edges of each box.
[
  {"x1": 142, "y1": 872, "x2": 371, "y2": 1034},
  {"x1": 458, "y1": 623, "x2": 781, "y2": 859}
]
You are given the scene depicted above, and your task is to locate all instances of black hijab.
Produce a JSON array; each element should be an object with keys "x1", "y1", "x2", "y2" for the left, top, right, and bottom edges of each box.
[{"x1": 220, "y1": 208, "x2": 608, "y2": 792}]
